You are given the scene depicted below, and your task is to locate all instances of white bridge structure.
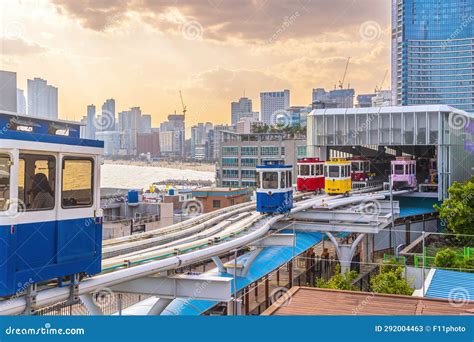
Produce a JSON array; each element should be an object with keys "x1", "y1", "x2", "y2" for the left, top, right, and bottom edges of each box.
[{"x1": 0, "y1": 188, "x2": 404, "y2": 316}]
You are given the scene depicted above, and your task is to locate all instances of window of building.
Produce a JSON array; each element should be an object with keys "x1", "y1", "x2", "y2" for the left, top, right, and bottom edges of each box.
[
  {"x1": 62, "y1": 158, "x2": 94, "y2": 208},
  {"x1": 213, "y1": 200, "x2": 221, "y2": 208},
  {"x1": 241, "y1": 147, "x2": 258, "y2": 156},
  {"x1": 262, "y1": 172, "x2": 278, "y2": 189},
  {"x1": 261, "y1": 146, "x2": 279, "y2": 156},
  {"x1": 0, "y1": 155, "x2": 11, "y2": 211},
  {"x1": 18, "y1": 154, "x2": 56, "y2": 211}
]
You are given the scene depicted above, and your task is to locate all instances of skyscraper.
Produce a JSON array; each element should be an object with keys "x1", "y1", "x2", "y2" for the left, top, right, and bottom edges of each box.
[
  {"x1": 101, "y1": 98, "x2": 116, "y2": 131},
  {"x1": 16, "y1": 88, "x2": 26, "y2": 115},
  {"x1": 86, "y1": 104, "x2": 96, "y2": 140},
  {"x1": 139, "y1": 114, "x2": 152, "y2": 133},
  {"x1": 27, "y1": 77, "x2": 58, "y2": 119},
  {"x1": 231, "y1": 97, "x2": 257, "y2": 125},
  {"x1": 119, "y1": 107, "x2": 141, "y2": 156},
  {"x1": 0, "y1": 70, "x2": 17, "y2": 113},
  {"x1": 260, "y1": 90, "x2": 290, "y2": 125},
  {"x1": 392, "y1": 0, "x2": 474, "y2": 112}
]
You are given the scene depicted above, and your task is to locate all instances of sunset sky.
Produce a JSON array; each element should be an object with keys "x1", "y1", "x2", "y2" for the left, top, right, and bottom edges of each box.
[{"x1": 0, "y1": 0, "x2": 391, "y2": 129}]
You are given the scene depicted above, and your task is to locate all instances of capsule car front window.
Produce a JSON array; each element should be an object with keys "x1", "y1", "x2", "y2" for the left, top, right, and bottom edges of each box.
[
  {"x1": 62, "y1": 158, "x2": 94, "y2": 208},
  {"x1": 300, "y1": 164, "x2": 310, "y2": 176},
  {"x1": 262, "y1": 172, "x2": 278, "y2": 189},
  {"x1": 394, "y1": 164, "x2": 404, "y2": 175},
  {"x1": 328, "y1": 166, "x2": 340, "y2": 178},
  {"x1": 18, "y1": 154, "x2": 56, "y2": 212},
  {"x1": 0, "y1": 155, "x2": 11, "y2": 211}
]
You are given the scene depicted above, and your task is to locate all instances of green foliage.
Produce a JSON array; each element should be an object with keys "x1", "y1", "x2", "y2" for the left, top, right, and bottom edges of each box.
[
  {"x1": 250, "y1": 123, "x2": 306, "y2": 136},
  {"x1": 370, "y1": 264, "x2": 413, "y2": 296},
  {"x1": 316, "y1": 264, "x2": 358, "y2": 291},
  {"x1": 435, "y1": 177, "x2": 474, "y2": 236},
  {"x1": 432, "y1": 247, "x2": 474, "y2": 272},
  {"x1": 433, "y1": 248, "x2": 461, "y2": 269}
]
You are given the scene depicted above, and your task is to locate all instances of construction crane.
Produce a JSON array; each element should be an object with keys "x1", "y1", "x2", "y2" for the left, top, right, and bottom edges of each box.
[
  {"x1": 338, "y1": 57, "x2": 351, "y2": 90},
  {"x1": 375, "y1": 70, "x2": 388, "y2": 93},
  {"x1": 179, "y1": 90, "x2": 187, "y2": 118}
]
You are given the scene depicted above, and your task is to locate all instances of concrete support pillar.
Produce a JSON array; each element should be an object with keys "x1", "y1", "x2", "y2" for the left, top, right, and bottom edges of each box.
[
  {"x1": 147, "y1": 298, "x2": 173, "y2": 315},
  {"x1": 327, "y1": 233, "x2": 366, "y2": 274}
]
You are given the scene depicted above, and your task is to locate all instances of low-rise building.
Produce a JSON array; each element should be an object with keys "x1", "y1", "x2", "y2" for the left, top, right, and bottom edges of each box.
[
  {"x1": 216, "y1": 132, "x2": 307, "y2": 187},
  {"x1": 192, "y1": 187, "x2": 251, "y2": 213}
]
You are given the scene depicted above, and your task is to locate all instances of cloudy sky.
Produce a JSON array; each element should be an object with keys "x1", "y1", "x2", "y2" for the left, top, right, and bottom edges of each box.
[{"x1": 0, "y1": 0, "x2": 391, "y2": 128}]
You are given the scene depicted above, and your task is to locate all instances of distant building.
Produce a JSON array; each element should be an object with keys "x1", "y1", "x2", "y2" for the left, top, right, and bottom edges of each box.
[
  {"x1": 101, "y1": 99, "x2": 116, "y2": 131},
  {"x1": 236, "y1": 117, "x2": 259, "y2": 134},
  {"x1": 159, "y1": 130, "x2": 183, "y2": 158},
  {"x1": 356, "y1": 94, "x2": 376, "y2": 108},
  {"x1": 191, "y1": 122, "x2": 213, "y2": 160},
  {"x1": 85, "y1": 104, "x2": 96, "y2": 140},
  {"x1": 372, "y1": 90, "x2": 392, "y2": 107},
  {"x1": 159, "y1": 114, "x2": 185, "y2": 158},
  {"x1": 216, "y1": 132, "x2": 306, "y2": 188},
  {"x1": 96, "y1": 131, "x2": 121, "y2": 156},
  {"x1": 0, "y1": 70, "x2": 17, "y2": 113},
  {"x1": 16, "y1": 88, "x2": 26, "y2": 115},
  {"x1": 119, "y1": 107, "x2": 141, "y2": 156},
  {"x1": 27, "y1": 77, "x2": 58, "y2": 119},
  {"x1": 137, "y1": 131, "x2": 160, "y2": 157},
  {"x1": 231, "y1": 97, "x2": 258, "y2": 125},
  {"x1": 140, "y1": 114, "x2": 152, "y2": 133},
  {"x1": 192, "y1": 187, "x2": 251, "y2": 213},
  {"x1": 260, "y1": 90, "x2": 290, "y2": 125},
  {"x1": 285, "y1": 106, "x2": 311, "y2": 127},
  {"x1": 312, "y1": 88, "x2": 354, "y2": 109}
]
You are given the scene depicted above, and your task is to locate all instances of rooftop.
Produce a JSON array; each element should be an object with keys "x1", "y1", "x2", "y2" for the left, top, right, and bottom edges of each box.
[
  {"x1": 262, "y1": 287, "x2": 474, "y2": 316},
  {"x1": 310, "y1": 104, "x2": 473, "y2": 117}
]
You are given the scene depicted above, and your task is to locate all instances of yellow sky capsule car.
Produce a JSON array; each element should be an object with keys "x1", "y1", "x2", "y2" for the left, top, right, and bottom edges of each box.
[{"x1": 324, "y1": 158, "x2": 352, "y2": 195}]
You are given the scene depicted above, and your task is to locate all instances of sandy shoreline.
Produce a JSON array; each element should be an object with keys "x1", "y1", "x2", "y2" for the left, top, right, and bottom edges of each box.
[{"x1": 104, "y1": 159, "x2": 216, "y2": 173}]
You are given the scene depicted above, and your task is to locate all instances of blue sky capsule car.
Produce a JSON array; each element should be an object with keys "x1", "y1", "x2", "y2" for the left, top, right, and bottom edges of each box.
[
  {"x1": 256, "y1": 160, "x2": 293, "y2": 214},
  {"x1": 0, "y1": 112, "x2": 104, "y2": 297}
]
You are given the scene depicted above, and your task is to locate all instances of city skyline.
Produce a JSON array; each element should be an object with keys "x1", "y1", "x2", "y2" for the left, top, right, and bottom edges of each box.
[{"x1": 1, "y1": 0, "x2": 391, "y2": 128}]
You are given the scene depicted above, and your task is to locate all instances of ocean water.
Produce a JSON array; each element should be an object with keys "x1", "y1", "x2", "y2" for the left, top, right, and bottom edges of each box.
[{"x1": 100, "y1": 163, "x2": 215, "y2": 190}]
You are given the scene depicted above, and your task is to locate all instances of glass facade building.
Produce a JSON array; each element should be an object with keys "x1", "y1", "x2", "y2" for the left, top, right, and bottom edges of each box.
[{"x1": 392, "y1": 0, "x2": 474, "y2": 112}]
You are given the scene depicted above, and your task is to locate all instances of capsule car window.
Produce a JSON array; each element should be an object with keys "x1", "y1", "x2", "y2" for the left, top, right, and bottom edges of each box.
[
  {"x1": 18, "y1": 154, "x2": 56, "y2": 211},
  {"x1": 62, "y1": 158, "x2": 94, "y2": 208},
  {"x1": 0, "y1": 155, "x2": 10, "y2": 211},
  {"x1": 262, "y1": 172, "x2": 278, "y2": 189}
]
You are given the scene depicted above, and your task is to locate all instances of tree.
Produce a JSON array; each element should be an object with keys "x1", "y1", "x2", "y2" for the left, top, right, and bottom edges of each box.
[
  {"x1": 433, "y1": 248, "x2": 461, "y2": 269},
  {"x1": 316, "y1": 264, "x2": 358, "y2": 291},
  {"x1": 370, "y1": 264, "x2": 413, "y2": 296},
  {"x1": 435, "y1": 177, "x2": 474, "y2": 236}
]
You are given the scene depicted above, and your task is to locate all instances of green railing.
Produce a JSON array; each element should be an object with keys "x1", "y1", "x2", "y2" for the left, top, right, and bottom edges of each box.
[
  {"x1": 383, "y1": 254, "x2": 406, "y2": 265},
  {"x1": 413, "y1": 246, "x2": 473, "y2": 268}
]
